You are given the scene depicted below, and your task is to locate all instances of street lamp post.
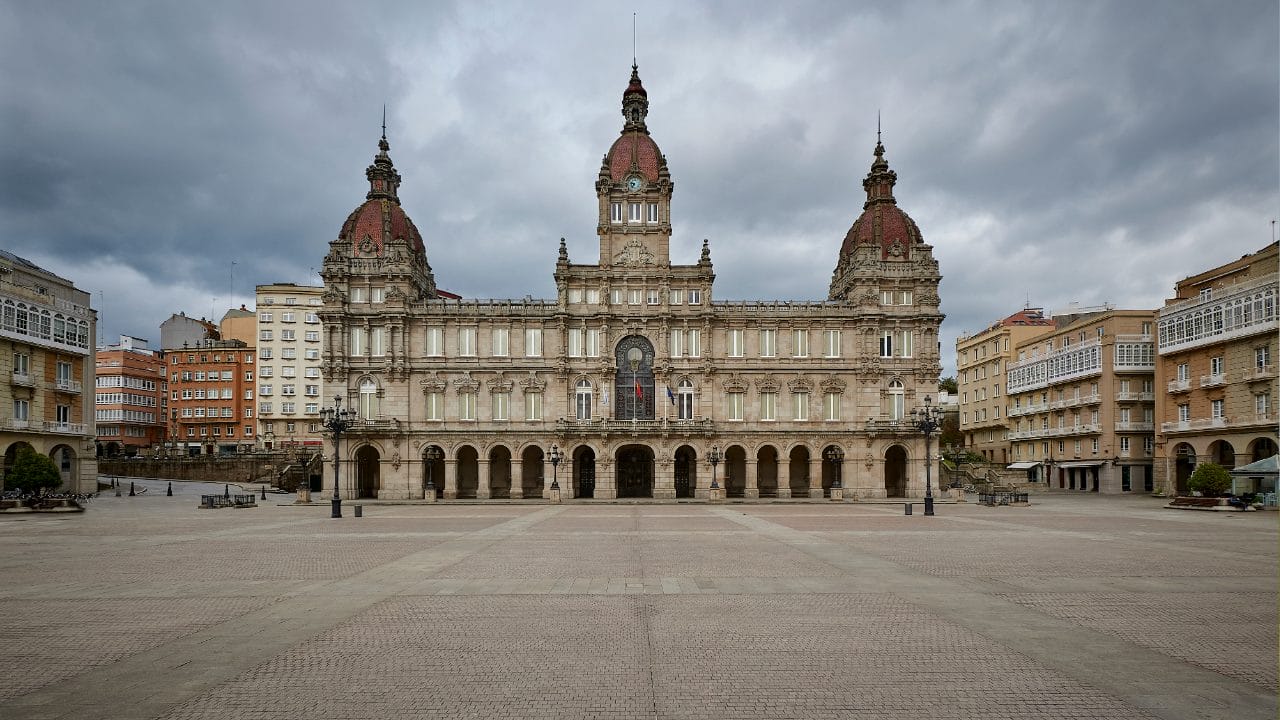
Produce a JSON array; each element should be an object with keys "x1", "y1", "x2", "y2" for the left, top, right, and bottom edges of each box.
[
  {"x1": 911, "y1": 395, "x2": 942, "y2": 516},
  {"x1": 708, "y1": 445, "x2": 721, "y2": 501},
  {"x1": 425, "y1": 445, "x2": 442, "y2": 501},
  {"x1": 549, "y1": 444, "x2": 562, "y2": 502},
  {"x1": 319, "y1": 396, "x2": 353, "y2": 519},
  {"x1": 825, "y1": 446, "x2": 844, "y2": 500}
]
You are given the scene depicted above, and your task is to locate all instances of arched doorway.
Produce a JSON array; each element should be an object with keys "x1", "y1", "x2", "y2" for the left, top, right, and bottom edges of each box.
[
  {"x1": 488, "y1": 446, "x2": 512, "y2": 499},
  {"x1": 756, "y1": 446, "x2": 779, "y2": 498},
  {"x1": 616, "y1": 444, "x2": 653, "y2": 498},
  {"x1": 614, "y1": 336, "x2": 655, "y2": 421},
  {"x1": 49, "y1": 444, "x2": 75, "y2": 491},
  {"x1": 521, "y1": 446, "x2": 545, "y2": 499},
  {"x1": 1207, "y1": 440, "x2": 1235, "y2": 469},
  {"x1": 456, "y1": 446, "x2": 479, "y2": 499},
  {"x1": 354, "y1": 445, "x2": 380, "y2": 499},
  {"x1": 788, "y1": 446, "x2": 811, "y2": 498},
  {"x1": 422, "y1": 445, "x2": 444, "y2": 499},
  {"x1": 1250, "y1": 437, "x2": 1277, "y2": 462},
  {"x1": 885, "y1": 445, "x2": 908, "y2": 497},
  {"x1": 724, "y1": 445, "x2": 747, "y2": 498},
  {"x1": 1173, "y1": 443, "x2": 1196, "y2": 494},
  {"x1": 571, "y1": 445, "x2": 595, "y2": 498},
  {"x1": 673, "y1": 445, "x2": 696, "y2": 498}
]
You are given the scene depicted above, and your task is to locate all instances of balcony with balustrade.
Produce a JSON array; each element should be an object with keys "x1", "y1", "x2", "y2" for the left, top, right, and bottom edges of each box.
[
  {"x1": 1114, "y1": 421, "x2": 1155, "y2": 433},
  {"x1": 1116, "y1": 391, "x2": 1155, "y2": 402},
  {"x1": 1199, "y1": 373, "x2": 1225, "y2": 389},
  {"x1": 55, "y1": 378, "x2": 82, "y2": 394},
  {"x1": 1167, "y1": 379, "x2": 1191, "y2": 394},
  {"x1": 11, "y1": 371, "x2": 33, "y2": 387}
]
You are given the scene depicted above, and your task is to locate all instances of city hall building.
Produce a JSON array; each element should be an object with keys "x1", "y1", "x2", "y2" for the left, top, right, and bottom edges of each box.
[{"x1": 318, "y1": 66, "x2": 943, "y2": 501}]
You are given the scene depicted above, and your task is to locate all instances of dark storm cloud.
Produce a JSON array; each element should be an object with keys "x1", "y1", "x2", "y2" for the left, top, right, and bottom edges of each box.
[{"x1": 1, "y1": 1, "x2": 1275, "y2": 375}]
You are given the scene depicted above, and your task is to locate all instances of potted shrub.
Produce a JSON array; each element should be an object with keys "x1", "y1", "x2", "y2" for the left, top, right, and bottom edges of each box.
[{"x1": 1187, "y1": 462, "x2": 1232, "y2": 497}]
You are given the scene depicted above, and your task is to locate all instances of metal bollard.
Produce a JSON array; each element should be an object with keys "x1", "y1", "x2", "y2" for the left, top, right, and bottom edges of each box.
[
  {"x1": 353, "y1": 504, "x2": 362, "y2": 518},
  {"x1": 904, "y1": 502, "x2": 912, "y2": 516},
  {"x1": 261, "y1": 484, "x2": 267, "y2": 500},
  {"x1": 167, "y1": 482, "x2": 173, "y2": 497}
]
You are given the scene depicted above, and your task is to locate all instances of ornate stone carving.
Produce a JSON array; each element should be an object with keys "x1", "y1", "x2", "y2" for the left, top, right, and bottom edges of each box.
[
  {"x1": 613, "y1": 239, "x2": 655, "y2": 267},
  {"x1": 721, "y1": 373, "x2": 747, "y2": 393},
  {"x1": 787, "y1": 377, "x2": 813, "y2": 393},
  {"x1": 487, "y1": 374, "x2": 513, "y2": 393},
  {"x1": 520, "y1": 372, "x2": 546, "y2": 391},
  {"x1": 820, "y1": 375, "x2": 847, "y2": 393},
  {"x1": 454, "y1": 372, "x2": 480, "y2": 393},
  {"x1": 420, "y1": 372, "x2": 447, "y2": 394},
  {"x1": 755, "y1": 376, "x2": 779, "y2": 393}
]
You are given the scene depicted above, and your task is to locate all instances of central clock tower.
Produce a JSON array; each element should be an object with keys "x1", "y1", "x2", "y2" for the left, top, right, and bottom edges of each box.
[{"x1": 596, "y1": 64, "x2": 673, "y2": 268}]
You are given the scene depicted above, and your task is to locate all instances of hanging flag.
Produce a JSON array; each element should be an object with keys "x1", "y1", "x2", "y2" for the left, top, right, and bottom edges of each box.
[
  {"x1": 601, "y1": 390, "x2": 609, "y2": 406},
  {"x1": 667, "y1": 386, "x2": 675, "y2": 405},
  {"x1": 634, "y1": 378, "x2": 643, "y2": 400}
]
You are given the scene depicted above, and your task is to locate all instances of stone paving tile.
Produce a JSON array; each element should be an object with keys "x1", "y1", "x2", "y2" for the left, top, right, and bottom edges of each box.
[
  {"x1": 998, "y1": 591, "x2": 1279, "y2": 690},
  {"x1": 0, "y1": 597, "x2": 276, "y2": 701}
]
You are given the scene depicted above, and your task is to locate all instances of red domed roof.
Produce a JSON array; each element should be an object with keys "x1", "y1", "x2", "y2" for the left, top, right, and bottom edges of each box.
[
  {"x1": 606, "y1": 133, "x2": 662, "y2": 182},
  {"x1": 838, "y1": 141, "x2": 922, "y2": 260},
  {"x1": 339, "y1": 199, "x2": 425, "y2": 257}
]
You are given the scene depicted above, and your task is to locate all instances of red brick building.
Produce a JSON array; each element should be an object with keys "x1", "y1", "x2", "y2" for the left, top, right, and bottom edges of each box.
[
  {"x1": 167, "y1": 340, "x2": 256, "y2": 454},
  {"x1": 94, "y1": 335, "x2": 165, "y2": 455}
]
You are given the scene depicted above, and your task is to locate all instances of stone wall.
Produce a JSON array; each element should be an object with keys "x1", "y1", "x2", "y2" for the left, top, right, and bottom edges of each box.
[{"x1": 99, "y1": 452, "x2": 321, "y2": 491}]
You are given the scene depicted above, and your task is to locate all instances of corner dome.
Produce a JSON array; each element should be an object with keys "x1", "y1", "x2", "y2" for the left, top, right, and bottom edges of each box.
[
  {"x1": 337, "y1": 133, "x2": 426, "y2": 257},
  {"x1": 839, "y1": 141, "x2": 923, "y2": 260}
]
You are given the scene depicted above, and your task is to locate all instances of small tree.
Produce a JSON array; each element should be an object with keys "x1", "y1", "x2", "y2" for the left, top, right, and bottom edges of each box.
[
  {"x1": 1187, "y1": 462, "x2": 1232, "y2": 496},
  {"x1": 7, "y1": 446, "x2": 62, "y2": 497}
]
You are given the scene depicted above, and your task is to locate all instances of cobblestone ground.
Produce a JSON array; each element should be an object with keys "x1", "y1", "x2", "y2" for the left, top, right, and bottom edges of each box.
[{"x1": 0, "y1": 481, "x2": 1274, "y2": 720}]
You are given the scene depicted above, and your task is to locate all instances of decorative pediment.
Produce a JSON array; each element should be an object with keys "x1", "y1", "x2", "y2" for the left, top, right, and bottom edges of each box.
[
  {"x1": 519, "y1": 372, "x2": 546, "y2": 391},
  {"x1": 454, "y1": 371, "x2": 480, "y2": 393},
  {"x1": 419, "y1": 372, "x2": 447, "y2": 394},
  {"x1": 755, "y1": 377, "x2": 779, "y2": 393},
  {"x1": 721, "y1": 373, "x2": 748, "y2": 393},
  {"x1": 787, "y1": 377, "x2": 813, "y2": 393},
  {"x1": 487, "y1": 374, "x2": 512, "y2": 393},
  {"x1": 820, "y1": 375, "x2": 847, "y2": 393},
  {"x1": 322, "y1": 289, "x2": 345, "y2": 305},
  {"x1": 613, "y1": 239, "x2": 656, "y2": 267}
]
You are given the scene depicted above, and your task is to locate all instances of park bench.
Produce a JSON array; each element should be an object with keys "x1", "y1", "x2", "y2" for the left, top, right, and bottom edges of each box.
[{"x1": 199, "y1": 494, "x2": 257, "y2": 509}]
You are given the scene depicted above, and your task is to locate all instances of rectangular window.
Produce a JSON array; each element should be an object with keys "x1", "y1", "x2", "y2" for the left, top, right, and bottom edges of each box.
[
  {"x1": 879, "y1": 331, "x2": 893, "y2": 358},
  {"x1": 459, "y1": 392, "x2": 476, "y2": 421},
  {"x1": 585, "y1": 289, "x2": 600, "y2": 304},
  {"x1": 305, "y1": 331, "x2": 320, "y2": 342},
  {"x1": 524, "y1": 328, "x2": 542, "y2": 357},
  {"x1": 280, "y1": 312, "x2": 295, "y2": 323},
  {"x1": 568, "y1": 328, "x2": 584, "y2": 357},
  {"x1": 425, "y1": 392, "x2": 443, "y2": 421},
  {"x1": 1210, "y1": 356, "x2": 1224, "y2": 376},
  {"x1": 259, "y1": 330, "x2": 273, "y2": 341},
  {"x1": 1178, "y1": 404, "x2": 1190, "y2": 422},
  {"x1": 1257, "y1": 393, "x2": 1271, "y2": 417},
  {"x1": 896, "y1": 330, "x2": 913, "y2": 358},
  {"x1": 760, "y1": 392, "x2": 776, "y2": 421},
  {"x1": 669, "y1": 289, "x2": 684, "y2": 305},
  {"x1": 1120, "y1": 437, "x2": 1131, "y2": 453},
  {"x1": 492, "y1": 392, "x2": 509, "y2": 421},
  {"x1": 1256, "y1": 346, "x2": 1271, "y2": 368},
  {"x1": 646, "y1": 203, "x2": 658, "y2": 223},
  {"x1": 610, "y1": 289, "x2": 623, "y2": 305},
  {"x1": 371, "y1": 287, "x2": 385, "y2": 304},
  {"x1": 349, "y1": 327, "x2": 365, "y2": 356},
  {"x1": 369, "y1": 327, "x2": 384, "y2": 356},
  {"x1": 793, "y1": 392, "x2": 809, "y2": 421},
  {"x1": 586, "y1": 328, "x2": 600, "y2": 357},
  {"x1": 1121, "y1": 465, "x2": 1132, "y2": 491},
  {"x1": 1211, "y1": 399, "x2": 1224, "y2": 419},
  {"x1": 687, "y1": 329, "x2": 701, "y2": 357},
  {"x1": 491, "y1": 327, "x2": 509, "y2": 357},
  {"x1": 610, "y1": 202, "x2": 623, "y2": 223},
  {"x1": 628, "y1": 289, "x2": 642, "y2": 305},
  {"x1": 259, "y1": 312, "x2": 273, "y2": 322},
  {"x1": 525, "y1": 391, "x2": 542, "y2": 420},
  {"x1": 823, "y1": 329, "x2": 841, "y2": 358},
  {"x1": 793, "y1": 329, "x2": 809, "y2": 358},
  {"x1": 687, "y1": 289, "x2": 702, "y2": 305},
  {"x1": 458, "y1": 327, "x2": 477, "y2": 357},
  {"x1": 759, "y1": 329, "x2": 776, "y2": 357},
  {"x1": 425, "y1": 327, "x2": 443, "y2": 356},
  {"x1": 628, "y1": 202, "x2": 642, "y2": 223},
  {"x1": 670, "y1": 329, "x2": 684, "y2": 358},
  {"x1": 1176, "y1": 363, "x2": 1189, "y2": 381},
  {"x1": 647, "y1": 289, "x2": 660, "y2": 305},
  {"x1": 727, "y1": 329, "x2": 744, "y2": 357},
  {"x1": 824, "y1": 392, "x2": 840, "y2": 421},
  {"x1": 727, "y1": 392, "x2": 744, "y2": 421}
]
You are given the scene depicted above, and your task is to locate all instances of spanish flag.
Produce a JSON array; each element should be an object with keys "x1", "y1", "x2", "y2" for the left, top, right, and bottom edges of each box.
[{"x1": 634, "y1": 378, "x2": 643, "y2": 400}]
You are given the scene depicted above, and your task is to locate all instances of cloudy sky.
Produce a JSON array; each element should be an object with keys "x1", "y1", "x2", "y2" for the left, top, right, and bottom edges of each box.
[{"x1": 2, "y1": 1, "x2": 1276, "y2": 376}]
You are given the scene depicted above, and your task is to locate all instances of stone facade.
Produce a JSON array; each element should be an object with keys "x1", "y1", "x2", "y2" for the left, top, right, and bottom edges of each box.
[
  {"x1": 1153, "y1": 242, "x2": 1278, "y2": 493},
  {"x1": 317, "y1": 66, "x2": 943, "y2": 502},
  {"x1": 254, "y1": 284, "x2": 326, "y2": 451}
]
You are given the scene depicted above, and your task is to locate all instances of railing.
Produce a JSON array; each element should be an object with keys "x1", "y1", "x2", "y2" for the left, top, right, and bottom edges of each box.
[
  {"x1": 1007, "y1": 402, "x2": 1048, "y2": 417},
  {"x1": 1199, "y1": 374, "x2": 1225, "y2": 388},
  {"x1": 1116, "y1": 391, "x2": 1154, "y2": 402},
  {"x1": 55, "y1": 378, "x2": 82, "y2": 393},
  {"x1": 3, "y1": 419, "x2": 30, "y2": 431},
  {"x1": 43, "y1": 422, "x2": 87, "y2": 434},
  {"x1": 1167, "y1": 379, "x2": 1191, "y2": 393},
  {"x1": 11, "y1": 371, "x2": 33, "y2": 386},
  {"x1": 1114, "y1": 421, "x2": 1154, "y2": 432},
  {"x1": 1242, "y1": 364, "x2": 1276, "y2": 381},
  {"x1": 864, "y1": 419, "x2": 919, "y2": 433},
  {"x1": 1161, "y1": 418, "x2": 1228, "y2": 433},
  {"x1": 555, "y1": 417, "x2": 715, "y2": 435}
]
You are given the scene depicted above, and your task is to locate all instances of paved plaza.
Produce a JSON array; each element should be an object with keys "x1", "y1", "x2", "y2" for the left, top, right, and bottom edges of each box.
[{"x1": 0, "y1": 480, "x2": 1275, "y2": 720}]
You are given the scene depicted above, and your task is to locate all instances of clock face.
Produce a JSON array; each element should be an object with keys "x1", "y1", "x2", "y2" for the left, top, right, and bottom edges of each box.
[{"x1": 626, "y1": 176, "x2": 644, "y2": 192}]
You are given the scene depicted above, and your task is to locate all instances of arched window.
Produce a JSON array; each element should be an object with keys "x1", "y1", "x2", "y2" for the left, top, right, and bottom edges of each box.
[
  {"x1": 358, "y1": 378, "x2": 378, "y2": 420},
  {"x1": 575, "y1": 379, "x2": 593, "y2": 421},
  {"x1": 677, "y1": 379, "x2": 695, "y2": 420},
  {"x1": 888, "y1": 380, "x2": 905, "y2": 420}
]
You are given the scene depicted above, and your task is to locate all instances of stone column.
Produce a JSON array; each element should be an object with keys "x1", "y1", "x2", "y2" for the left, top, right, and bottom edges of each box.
[
  {"x1": 477, "y1": 459, "x2": 491, "y2": 500},
  {"x1": 777, "y1": 456, "x2": 793, "y2": 499},
  {"x1": 443, "y1": 459, "x2": 458, "y2": 500},
  {"x1": 654, "y1": 457, "x2": 675, "y2": 499},
  {"x1": 745, "y1": 458, "x2": 759, "y2": 499},
  {"x1": 510, "y1": 458, "x2": 524, "y2": 499},
  {"x1": 809, "y1": 456, "x2": 823, "y2": 499},
  {"x1": 840, "y1": 457, "x2": 855, "y2": 501}
]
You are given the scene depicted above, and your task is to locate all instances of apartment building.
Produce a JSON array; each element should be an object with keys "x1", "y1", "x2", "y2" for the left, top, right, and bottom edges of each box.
[
  {"x1": 0, "y1": 250, "x2": 98, "y2": 492},
  {"x1": 1153, "y1": 242, "x2": 1278, "y2": 493},
  {"x1": 255, "y1": 284, "x2": 325, "y2": 449},
  {"x1": 94, "y1": 335, "x2": 165, "y2": 455},
  {"x1": 167, "y1": 340, "x2": 256, "y2": 454},
  {"x1": 1006, "y1": 307, "x2": 1157, "y2": 493},
  {"x1": 956, "y1": 308, "x2": 1054, "y2": 463},
  {"x1": 220, "y1": 305, "x2": 257, "y2": 346}
]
